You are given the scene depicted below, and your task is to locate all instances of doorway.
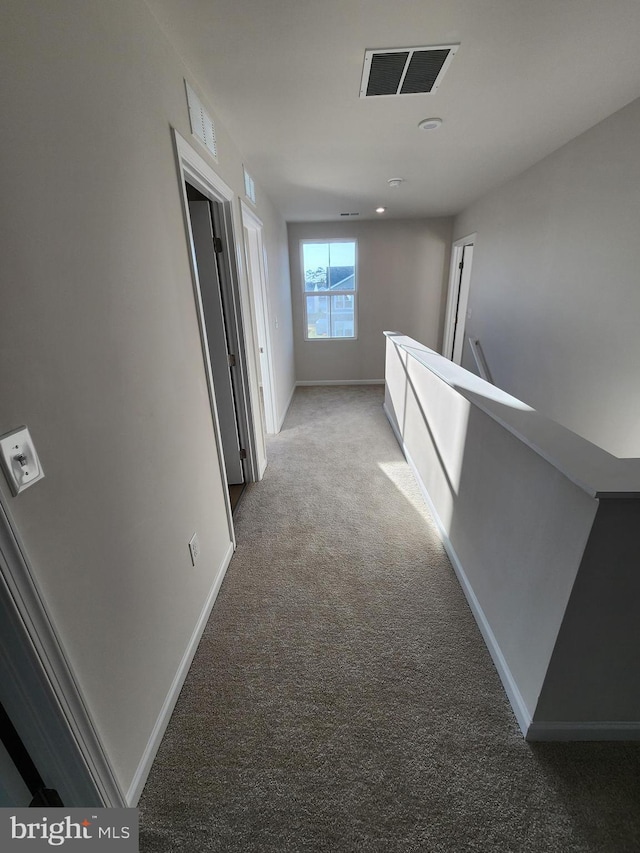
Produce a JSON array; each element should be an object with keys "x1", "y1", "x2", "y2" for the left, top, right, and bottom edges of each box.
[
  {"x1": 443, "y1": 234, "x2": 475, "y2": 365},
  {"x1": 174, "y1": 128, "x2": 269, "y2": 525},
  {"x1": 186, "y1": 184, "x2": 246, "y2": 512},
  {"x1": 241, "y1": 202, "x2": 278, "y2": 435},
  {"x1": 173, "y1": 129, "x2": 267, "y2": 525}
]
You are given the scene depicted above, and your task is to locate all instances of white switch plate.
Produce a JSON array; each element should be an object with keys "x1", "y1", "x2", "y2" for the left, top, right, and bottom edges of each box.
[{"x1": 0, "y1": 426, "x2": 45, "y2": 496}]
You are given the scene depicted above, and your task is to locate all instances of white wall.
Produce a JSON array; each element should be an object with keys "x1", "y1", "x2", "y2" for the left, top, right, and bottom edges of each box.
[
  {"x1": 383, "y1": 335, "x2": 598, "y2": 726},
  {"x1": 0, "y1": 0, "x2": 293, "y2": 798},
  {"x1": 261, "y1": 209, "x2": 296, "y2": 422},
  {"x1": 384, "y1": 334, "x2": 640, "y2": 736},
  {"x1": 453, "y1": 96, "x2": 640, "y2": 457},
  {"x1": 288, "y1": 219, "x2": 452, "y2": 382}
]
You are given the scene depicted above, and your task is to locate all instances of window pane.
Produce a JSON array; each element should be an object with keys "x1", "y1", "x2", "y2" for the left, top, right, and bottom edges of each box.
[
  {"x1": 306, "y1": 294, "x2": 329, "y2": 338},
  {"x1": 331, "y1": 294, "x2": 355, "y2": 338},
  {"x1": 328, "y1": 242, "x2": 356, "y2": 290},
  {"x1": 302, "y1": 240, "x2": 357, "y2": 339},
  {"x1": 303, "y1": 243, "x2": 329, "y2": 291}
]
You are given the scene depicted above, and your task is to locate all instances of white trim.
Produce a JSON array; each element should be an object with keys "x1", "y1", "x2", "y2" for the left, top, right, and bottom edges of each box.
[
  {"x1": 525, "y1": 721, "x2": 640, "y2": 741},
  {"x1": 174, "y1": 129, "x2": 233, "y2": 200},
  {"x1": 173, "y1": 141, "x2": 235, "y2": 544},
  {"x1": 126, "y1": 540, "x2": 235, "y2": 805},
  {"x1": 382, "y1": 401, "x2": 533, "y2": 737},
  {"x1": 296, "y1": 380, "x2": 384, "y2": 386},
  {"x1": 173, "y1": 129, "x2": 254, "y2": 541},
  {"x1": 240, "y1": 201, "x2": 278, "y2": 438},
  {"x1": 216, "y1": 201, "x2": 262, "y2": 484},
  {"x1": 443, "y1": 234, "x2": 475, "y2": 363},
  {"x1": 277, "y1": 383, "x2": 297, "y2": 432},
  {"x1": 174, "y1": 130, "x2": 263, "y2": 485},
  {"x1": 0, "y1": 493, "x2": 125, "y2": 806}
]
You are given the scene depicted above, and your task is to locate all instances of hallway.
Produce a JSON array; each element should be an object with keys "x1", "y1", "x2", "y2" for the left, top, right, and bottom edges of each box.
[{"x1": 138, "y1": 387, "x2": 640, "y2": 852}]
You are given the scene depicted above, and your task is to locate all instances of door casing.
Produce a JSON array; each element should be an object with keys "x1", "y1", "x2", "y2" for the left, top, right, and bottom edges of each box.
[
  {"x1": 173, "y1": 129, "x2": 265, "y2": 511},
  {"x1": 241, "y1": 202, "x2": 278, "y2": 436},
  {"x1": 188, "y1": 197, "x2": 245, "y2": 484},
  {"x1": 443, "y1": 233, "x2": 476, "y2": 364}
]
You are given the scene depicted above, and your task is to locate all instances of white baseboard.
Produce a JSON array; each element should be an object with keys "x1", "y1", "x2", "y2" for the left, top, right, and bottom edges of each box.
[
  {"x1": 526, "y1": 721, "x2": 640, "y2": 741},
  {"x1": 126, "y1": 540, "x2": 235, "y2": 805},
  {"x1": 383, "y1": 402, "x2": 533, "y2": 737},
  {"x1": 295, "y1": 379, "x2": 385, "y2": 386}
]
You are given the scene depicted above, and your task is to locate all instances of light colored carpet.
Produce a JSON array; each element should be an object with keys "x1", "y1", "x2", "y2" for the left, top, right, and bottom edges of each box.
[{"x1": 139, "y1": 385, "x2": 640, "y2": 852}]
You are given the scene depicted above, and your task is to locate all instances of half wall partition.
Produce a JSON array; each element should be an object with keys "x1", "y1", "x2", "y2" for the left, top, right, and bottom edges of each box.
[{"x1": 384, "y1": 331, "x2": 640, "y2": 740}]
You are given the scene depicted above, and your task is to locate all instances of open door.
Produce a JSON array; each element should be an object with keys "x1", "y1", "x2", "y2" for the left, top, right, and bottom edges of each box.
[
  {"x1": 443, "y1": 235, "x2": 475, "y2": 365},
  {"x1": 241, "y1": 203, "x2": 278, "y2": 435},
  {"x1": 187, "y1": 193, "x2": 245, "y2": 488},
  {"x1": 0, "y1": 700, "x2": 63, "y2": 806}
]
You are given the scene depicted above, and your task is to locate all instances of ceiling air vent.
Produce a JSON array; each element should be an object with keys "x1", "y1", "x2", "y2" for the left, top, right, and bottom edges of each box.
[
  {"x1": 360, "y1": 45, "x2": 459, "y2": 98},
  {"x1": 185, "y1": 81, "x2": 218, "y2": 160}
]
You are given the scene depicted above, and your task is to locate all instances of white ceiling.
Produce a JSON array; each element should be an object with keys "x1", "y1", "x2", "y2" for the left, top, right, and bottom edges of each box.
[{"x1": 146, "y1": 0, "x2": 640, "y2": 221}]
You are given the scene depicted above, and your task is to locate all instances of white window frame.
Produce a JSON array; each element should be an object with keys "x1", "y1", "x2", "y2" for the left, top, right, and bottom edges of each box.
[{"x1": 300, "y1": 238, "x2": 358, "y2": 341}]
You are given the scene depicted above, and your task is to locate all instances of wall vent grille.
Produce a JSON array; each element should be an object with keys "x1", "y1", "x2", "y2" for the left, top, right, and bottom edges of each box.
[
  {"x1": 243, "y1": 167, "x2": 256, "y2": 204},
  {"x1": 185, "y1": 81, "x2": 218, "y2": 160},
  {"x1": 360, "y1": 45, "x2": 458, "y2": 97}
]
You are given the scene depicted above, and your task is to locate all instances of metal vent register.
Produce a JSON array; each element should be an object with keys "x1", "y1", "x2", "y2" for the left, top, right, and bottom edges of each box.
[
  {"x1": 360, "y1": 45, "x2": 458, "y2": 97},
  {"x1": 185, "y1": 80, "x2": 218, "y2": 159}
]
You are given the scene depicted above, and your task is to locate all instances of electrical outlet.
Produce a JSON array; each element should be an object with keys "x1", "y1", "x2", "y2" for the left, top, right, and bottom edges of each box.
[{"x1": 188, "y1": 533, "x2": 200, "y2": 566}]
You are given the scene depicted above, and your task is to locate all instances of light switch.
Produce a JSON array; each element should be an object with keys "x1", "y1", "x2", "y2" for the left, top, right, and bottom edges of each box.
[{"x1": 0, "y1": 426, "x2": 45, "y2": 496}]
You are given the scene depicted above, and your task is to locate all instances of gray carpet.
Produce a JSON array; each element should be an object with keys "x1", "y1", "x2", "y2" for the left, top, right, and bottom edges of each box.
[{"x1": 139, "y1": 386, "x2": 640, "y2": 852}]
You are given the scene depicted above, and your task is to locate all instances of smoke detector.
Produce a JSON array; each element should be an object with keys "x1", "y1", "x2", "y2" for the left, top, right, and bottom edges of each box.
[
  {"x1": 418, "y1": 117, "x2": 443, "y2": 131},
  {"x1": 387, "y1": 178, "x2": 404, "y2": 188}
]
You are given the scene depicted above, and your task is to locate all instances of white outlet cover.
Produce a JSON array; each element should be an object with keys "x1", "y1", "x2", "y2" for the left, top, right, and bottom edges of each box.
[{"x1": 0, "y1": 426, "x2": 45, "y2": 496}]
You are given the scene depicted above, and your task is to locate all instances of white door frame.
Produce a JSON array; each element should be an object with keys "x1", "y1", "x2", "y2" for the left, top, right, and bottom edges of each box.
[
  {"x1": 188, "y1": 198, "x2": 245, "y2": 484},
  {"x1": 173, "y1": 129, "x2": 265, "y2": 512},
  {"x1": 443, "y1": 233, "x2": 476, "y2": 364},
  {"x1": 0, "y1": 493, "x2": 125, "y2": 807},
  {"x1": 240, "y1": 202, "x2": 278, "y2": 435}
]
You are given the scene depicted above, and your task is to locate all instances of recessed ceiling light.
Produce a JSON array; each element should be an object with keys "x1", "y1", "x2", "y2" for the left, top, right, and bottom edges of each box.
[
  {"x1": 418, "y1": 117, "x2": 443, "y2": 131},
  {"x1": 387, "y1": 178, "x2": 404, "y2": 188},
  {"x1": 376, "y1": 207, "x2": 386, "y2": 214}
]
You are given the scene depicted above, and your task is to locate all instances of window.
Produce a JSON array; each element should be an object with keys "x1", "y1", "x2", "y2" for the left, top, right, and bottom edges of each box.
[{"x1": 301, "y1": 240, "x2": 357, "y2": 340}]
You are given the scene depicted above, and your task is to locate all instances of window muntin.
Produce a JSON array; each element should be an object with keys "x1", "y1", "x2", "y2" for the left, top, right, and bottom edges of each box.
[{"x1": 302, "y1": 240, "x2": 357, "y2": 339}]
